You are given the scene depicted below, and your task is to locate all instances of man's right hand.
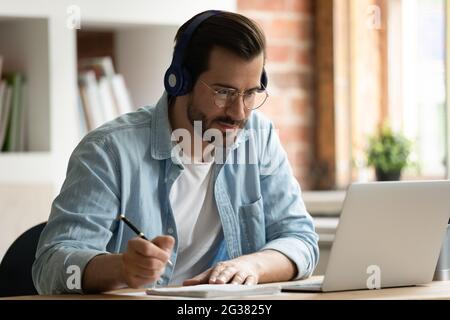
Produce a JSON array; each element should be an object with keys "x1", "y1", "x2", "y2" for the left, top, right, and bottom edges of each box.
[{"x1": 121, "y1": 236, "x2": 175, "y2": 288}]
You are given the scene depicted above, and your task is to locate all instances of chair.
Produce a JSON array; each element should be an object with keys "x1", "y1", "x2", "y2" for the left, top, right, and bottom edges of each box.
[{"x1": 0, "y1": 222, "x2": 46, "y2": 297}]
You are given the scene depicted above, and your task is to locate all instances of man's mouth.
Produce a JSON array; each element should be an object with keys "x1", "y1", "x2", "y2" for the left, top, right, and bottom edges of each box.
[
  {"x1": 215, "y1": 118, "x2": 243, "y2": 131},
  {"x1": 217, "y1": 120, "x2": 239, "y2": 130}
]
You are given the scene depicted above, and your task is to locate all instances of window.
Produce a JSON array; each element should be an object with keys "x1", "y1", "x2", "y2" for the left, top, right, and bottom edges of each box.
[
  {"x1": 399, "y1": 0, "x2": 447, "y2": 178},
  {"x1": 330, "y1": 0, "x2": 449, "y2": 188}
]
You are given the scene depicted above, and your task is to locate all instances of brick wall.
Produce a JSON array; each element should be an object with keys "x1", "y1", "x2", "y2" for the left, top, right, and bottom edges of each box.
[{"x1": 238, "y1": 0, "x2": 315, "y2": 190}]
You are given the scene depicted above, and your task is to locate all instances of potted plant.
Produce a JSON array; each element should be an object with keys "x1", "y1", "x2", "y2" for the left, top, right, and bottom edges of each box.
[{"x1": 366, "y1": 125, "x2": 411, "y2": 181}]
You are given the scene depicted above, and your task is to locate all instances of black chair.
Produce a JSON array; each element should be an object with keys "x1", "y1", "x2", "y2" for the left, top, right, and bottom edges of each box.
[{"x1": 0, "y1": 222, "x2": 46, "y2": 297}]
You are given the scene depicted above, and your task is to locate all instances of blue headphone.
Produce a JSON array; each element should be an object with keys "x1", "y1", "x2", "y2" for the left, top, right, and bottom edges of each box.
[{"x1": 164, "y1": 10, "x2": 268, "y2": 97}]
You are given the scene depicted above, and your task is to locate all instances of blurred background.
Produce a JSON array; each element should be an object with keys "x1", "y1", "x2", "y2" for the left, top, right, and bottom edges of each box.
[{"x1": 0, "y1": 0, "x2": 448, "y2": 274}]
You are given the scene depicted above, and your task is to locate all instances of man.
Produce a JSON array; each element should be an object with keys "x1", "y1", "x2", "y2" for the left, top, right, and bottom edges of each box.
[{"x1": 32, "y1": 10, "x2": 319, "y2": 294}]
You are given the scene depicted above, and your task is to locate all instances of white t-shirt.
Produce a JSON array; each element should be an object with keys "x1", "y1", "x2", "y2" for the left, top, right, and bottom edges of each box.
[{"x1": 168, "y1": 158, "x2": 223, "y2": 285}]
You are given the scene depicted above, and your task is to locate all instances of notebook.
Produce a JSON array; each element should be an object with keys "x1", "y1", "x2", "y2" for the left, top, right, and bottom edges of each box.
[{"x1": 146, "y1": 284, "x2": 282, "y2": 298}]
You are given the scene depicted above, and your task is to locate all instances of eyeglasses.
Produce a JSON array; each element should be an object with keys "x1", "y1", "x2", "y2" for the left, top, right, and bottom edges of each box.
[{"x1": 200, "y1": 80, "x2": 269, "y2": 111}]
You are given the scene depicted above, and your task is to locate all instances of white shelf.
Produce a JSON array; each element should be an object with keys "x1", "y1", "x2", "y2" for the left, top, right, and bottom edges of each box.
[
  {"x1": 0, "y1": 0, "x2": 236, "y2": 189},
  {"x1": 0, "y1": 153, "x2": 54, "y2": 184},
  {"x1": 0, "y1": 0, "x2": 236, "y2": 24}
]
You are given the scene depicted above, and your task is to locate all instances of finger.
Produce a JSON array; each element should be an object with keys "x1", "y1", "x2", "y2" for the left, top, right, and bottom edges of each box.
[
  {"x1": 128, "y1": 265, "x2": 164, "y2": 280},
  {"x1": 208, "y1": 263, "x2": 227, "y2": 283},
  {"x1": 244, "y1": 275, "x2": 257, "y2": 285},
  {"x1": 125, "y1": 251, "x2": 166, "y2": 271},
  {"x1": 152, "y1": 235, "x2": 175, "y2": 253},
  {"x1": 183, "y1": 268, "x2": 212, "y2": 286},
  {"x1": 129, "y1": 237, "x2": 170, "y2": 262},
  {"x1": 212, "y1": 267, "x2": 238, "y2": 284},
  {"x1": 126, "y1": 274, "x2": 159, "y2": 289},
  {"x1": 230, "y1": 272, "x2": 247, "y2": 285},
  {"x1": 123, "y1": 259, "x2": 164, "y2": 281}
]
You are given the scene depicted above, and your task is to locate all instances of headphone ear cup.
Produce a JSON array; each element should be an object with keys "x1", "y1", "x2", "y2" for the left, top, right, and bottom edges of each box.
[
  {"x1": 261, "y1": 68, "x2": 268, "y2": 89},
  {"x1": 164, "y1": 66, "x2": 184, "y2": 96},
  {"x1": 178, "y1": 67, "x2": 192, "y2": 96}
]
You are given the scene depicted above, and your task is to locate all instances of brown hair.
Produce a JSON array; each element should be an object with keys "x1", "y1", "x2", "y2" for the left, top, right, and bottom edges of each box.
[{"x1": 173, "y1": 11, "x2": 266, "y2": 87}]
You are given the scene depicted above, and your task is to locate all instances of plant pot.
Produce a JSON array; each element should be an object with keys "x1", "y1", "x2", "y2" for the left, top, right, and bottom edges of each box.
[{"x1": 375, "y1": 168, "x2": 401, "y2": 181}]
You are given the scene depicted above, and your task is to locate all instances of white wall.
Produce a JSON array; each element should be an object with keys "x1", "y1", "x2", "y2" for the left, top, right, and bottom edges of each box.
[
  {"x1": 0, "y1": 185, "x2": 53, "y2": 260},
  {"x1": 116, "y1": 25, "x2": 178, "y2": 108}
]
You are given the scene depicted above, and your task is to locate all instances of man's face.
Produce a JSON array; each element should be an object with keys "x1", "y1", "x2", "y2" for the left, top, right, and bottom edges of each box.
[{"x1": 186, "y1": 47, "x2": 265, "y2": 142}]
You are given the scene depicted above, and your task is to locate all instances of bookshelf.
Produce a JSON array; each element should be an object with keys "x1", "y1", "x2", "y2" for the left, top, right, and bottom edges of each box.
[{"x1": 0, "y1": 0, "x2": 236, "y2": 259}]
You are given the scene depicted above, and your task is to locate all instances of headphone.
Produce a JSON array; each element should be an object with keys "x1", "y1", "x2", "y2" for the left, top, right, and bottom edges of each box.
[{"x1": 164, "y1": 10, "x2": 268, "y2": 97}]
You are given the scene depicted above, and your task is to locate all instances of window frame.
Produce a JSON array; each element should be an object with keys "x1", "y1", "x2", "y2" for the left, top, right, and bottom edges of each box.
[{"x1": 446, "y1": 0, "x2": 450, "y2": 179}]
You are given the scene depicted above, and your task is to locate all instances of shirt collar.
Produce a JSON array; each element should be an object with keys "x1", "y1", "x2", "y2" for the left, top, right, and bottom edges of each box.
[{"x1": 150, "y1": 92, "x2": 175, "y2": 160}]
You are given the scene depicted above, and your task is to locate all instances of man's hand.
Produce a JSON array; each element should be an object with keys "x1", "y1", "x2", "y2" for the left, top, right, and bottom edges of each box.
[
  {"x1": 81, "y1": 235, "x2": 174, "y2": 293},
  {"x1": 121, "y1": 236, "x2": 175, "y2": 288},
  {"x1": 183, "y1": 250, "x2": 297, "y2": 286},
  {"x1": 183, "y1": 256, "x2": 260, "y2": 286}
]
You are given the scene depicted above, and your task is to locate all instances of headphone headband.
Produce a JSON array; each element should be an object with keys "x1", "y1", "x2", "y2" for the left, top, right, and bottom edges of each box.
[
  {"x1": 164, "y1": 10, "x2": 268, "y2": 97},
  {"x1": 171, "y1": 10, "x2": 222, "y2": 67}
]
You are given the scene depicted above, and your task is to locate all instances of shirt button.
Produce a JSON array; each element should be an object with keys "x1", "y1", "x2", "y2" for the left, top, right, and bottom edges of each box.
[{"x1": 167, "y1": 228, "x2": 174, "y2": 234}]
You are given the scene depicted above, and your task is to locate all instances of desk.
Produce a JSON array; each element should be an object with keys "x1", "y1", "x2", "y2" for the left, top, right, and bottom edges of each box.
[{"x1": 2, "y1": 278, "x2": 450, "y2": 300}]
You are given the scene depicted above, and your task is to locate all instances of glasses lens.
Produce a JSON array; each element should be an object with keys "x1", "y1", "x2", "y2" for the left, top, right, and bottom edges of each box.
[
  {"x1": 244, "y1": 91, "x2": 268, "y2": 110},
  {"x1": 213, "y1": 89, "x2": 268, "y2": 110},
  {"x1": 214, "y1": 92, "x2": 228, "y2": 108}
]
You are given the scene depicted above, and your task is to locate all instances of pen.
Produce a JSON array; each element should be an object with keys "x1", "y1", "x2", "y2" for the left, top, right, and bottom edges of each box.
[{"x1": 119, "y1": 214, "x2": 174, "y2": 267}]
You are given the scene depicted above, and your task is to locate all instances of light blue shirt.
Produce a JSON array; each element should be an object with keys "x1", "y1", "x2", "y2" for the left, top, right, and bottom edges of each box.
[{"x1": 32, "y1": 93, "x2": 319, "y2": 294}]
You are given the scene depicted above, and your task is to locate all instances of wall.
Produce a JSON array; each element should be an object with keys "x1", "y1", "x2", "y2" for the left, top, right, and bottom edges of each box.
[
  {"x1": 0, "y1": 185, "x2": 53, "y2": 260},
  {"x1": 238, "y1": 0, "x2": 315, "y2": 190}
]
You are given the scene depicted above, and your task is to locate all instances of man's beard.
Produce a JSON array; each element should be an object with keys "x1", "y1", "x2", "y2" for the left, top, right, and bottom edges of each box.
[
  {"x1": 187, "y1": 101, "x2": 247, "y2": 139},
  {"x1": 188, "y1": 104, "x2": 247, "y2": 153}
]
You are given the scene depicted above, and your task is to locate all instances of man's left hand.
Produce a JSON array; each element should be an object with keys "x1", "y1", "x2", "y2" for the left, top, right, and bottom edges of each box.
[{"x1": 183, "y1": 255, "x2": 261, "y2": 286}]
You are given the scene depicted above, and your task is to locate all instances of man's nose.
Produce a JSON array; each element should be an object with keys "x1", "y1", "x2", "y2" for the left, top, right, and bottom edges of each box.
[{"x1": 225, "y1": 95, "x2": 247, "y2": 121}]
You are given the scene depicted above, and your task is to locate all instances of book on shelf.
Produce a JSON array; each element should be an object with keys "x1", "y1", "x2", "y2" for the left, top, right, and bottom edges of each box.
[
  {"x1": 79, "y1": 56, "x2": 115, "y2": 79},
  {"x1": 77, "y1": 56, "x2": 134, "y2": 133},
  {"x1": 1, "y1": 72, "x2": 26, "y2": 152},
  {"x1": 0, "y1": 81, "x2": 6, "y2": 124},
  {"x1": 0, "y1": 80, "x2": 12, "y2": 149},
  {"x1": 76, "y1": 91, "x2": 88, "y2": 137},
  {"x1": 78, "y1": 70, "x2": 107, "y2": 130}
]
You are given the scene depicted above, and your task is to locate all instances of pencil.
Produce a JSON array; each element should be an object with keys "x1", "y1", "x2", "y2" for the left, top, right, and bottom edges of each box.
[{"x1": 119, "y1": 214, "x2": 174, "y2": 266}]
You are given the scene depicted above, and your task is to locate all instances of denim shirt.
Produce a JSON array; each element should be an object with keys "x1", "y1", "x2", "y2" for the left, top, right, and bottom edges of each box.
[{"x1": 32, "y1": 92, "x2": 319, "y2": 294}]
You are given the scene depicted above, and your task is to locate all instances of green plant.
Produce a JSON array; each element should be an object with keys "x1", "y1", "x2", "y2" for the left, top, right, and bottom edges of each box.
[{"x1": 367, "y1": 125, "x2": 411, "y2": 175}]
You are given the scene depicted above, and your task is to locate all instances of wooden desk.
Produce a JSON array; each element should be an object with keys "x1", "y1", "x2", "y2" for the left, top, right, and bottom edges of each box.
[{"x1": 2, "y1": 278, "x2": 450, "y2": 300}]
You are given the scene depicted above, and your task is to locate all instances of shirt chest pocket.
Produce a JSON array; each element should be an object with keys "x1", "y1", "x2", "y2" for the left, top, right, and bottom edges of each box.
[{"x1": 238, "y1": 197, "x2": 266, "y2": 253}]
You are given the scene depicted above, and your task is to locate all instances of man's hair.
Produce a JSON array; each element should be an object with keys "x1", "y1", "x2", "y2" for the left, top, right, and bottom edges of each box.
[{"x1": 173, "y1": 11, "x2": 266, "y2": 87}]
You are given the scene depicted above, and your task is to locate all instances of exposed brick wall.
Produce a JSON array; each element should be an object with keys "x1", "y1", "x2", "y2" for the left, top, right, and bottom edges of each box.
[{"x1": 238, "y1": 0, "x2": 315, "y2": 190}]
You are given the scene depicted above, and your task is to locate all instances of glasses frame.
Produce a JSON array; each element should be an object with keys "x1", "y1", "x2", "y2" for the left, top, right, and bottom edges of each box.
[{"x1": 200, "y1": 80, "x2": 269, "y2": 111}]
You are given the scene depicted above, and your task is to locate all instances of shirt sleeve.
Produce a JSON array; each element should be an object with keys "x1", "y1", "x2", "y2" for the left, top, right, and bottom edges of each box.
[
  {"x1": 32, "y1": 137, "x2": 121, "y2": 294},
  {"x1": 258, "y1": 122, "x2": 320, "y2": 280}
]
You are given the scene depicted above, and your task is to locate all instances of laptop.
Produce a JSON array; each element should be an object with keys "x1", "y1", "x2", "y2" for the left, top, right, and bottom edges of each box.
[{"x1": 283, "y1": 181, "x2": 450, "y2": 292}]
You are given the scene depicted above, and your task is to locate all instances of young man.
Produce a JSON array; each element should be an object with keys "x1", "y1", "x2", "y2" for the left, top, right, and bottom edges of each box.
[{"x1": 32, "y1": 10, "x2": 319, "y2": 294}]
